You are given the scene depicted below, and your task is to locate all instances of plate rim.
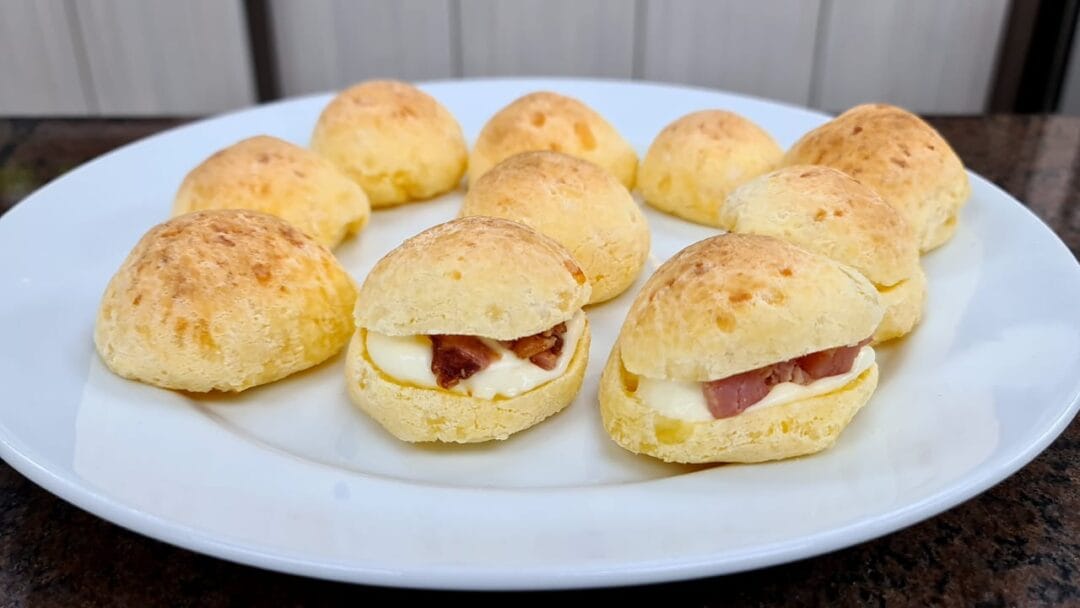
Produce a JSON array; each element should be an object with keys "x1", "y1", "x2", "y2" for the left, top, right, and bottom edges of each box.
[{"x1": 1, "y1": 77, "x2": 1078, "y2": 590}]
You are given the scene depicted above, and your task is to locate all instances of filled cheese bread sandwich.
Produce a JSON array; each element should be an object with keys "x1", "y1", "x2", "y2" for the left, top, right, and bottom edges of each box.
[
  {"x1": 721, "y1": 165, "x2": 925, "y2": 342},
  {"x1": 599, "y1": 233, "x2": 884, "y2": 463},
  {"x1": 346, "y1": 216, "x2": 592, "y2": 443}
]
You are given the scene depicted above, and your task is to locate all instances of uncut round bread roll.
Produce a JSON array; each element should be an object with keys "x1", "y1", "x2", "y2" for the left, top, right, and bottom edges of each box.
[
  {"x1": 172, "y1": 135, "x2": 370, "y2": 249},
  {"x1": 783, "y1": 103, "x2": 970, "y2": 252},
  {"x1": 347, "y1": 216, "x2": 592, "y2": 443},
  {"x1": 95, "y1": 210, "x2": 357, "y2": 393},
  {"x1": 311, "y1": 80, "x2": 467, "y2": 207},
  {"x1": 468, "y1": 91, "x2": 637, "y2": 189},
  {"x1": 600, "y1": 233, "x2": 884, "y2": 463},
  {"x1": 721, "y1": 165, "x2": 926, "y2": 342},
  {"x1": 460, "y1": 151, "x2": 650, "y2": 304},
  {"x1": 638, "y1": 110, "x2": 782, "y2": 226}
]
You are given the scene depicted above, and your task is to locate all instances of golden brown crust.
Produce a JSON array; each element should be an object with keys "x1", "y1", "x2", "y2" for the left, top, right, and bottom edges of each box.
[
  {"x1": 468, "y1": 91, "x2": 637, "y2": 189},
  {"x1": 619, "y1": 233, "x2": 883, "y2": 381},
  {"x1": 782, "y1": 103, "x2": 970, "y2": 252},
  {"x1": 599, "y1": 343, "x2": 877, "y2": 463},
  {"x1": 355, "y1": 216, "x2": 591, "y2": 339},
  {"x1": 346, "y1": 321, "x2": 590, "y2": 442},
  {"x1": 172, "y1": 135, "x2": 370, "y2": 249},
  {"x1": 638, "y1": 110, "x2": 782, "y2": 226},
  {"x1": 311, "y1": 80, "x2": 467, "y2": 207},
  {"x1": 94, "y1": 210, "x2": 357, "y2": 392},
  {"x1": 460, "y1": 151, "x2": 650, "y2": 304}
]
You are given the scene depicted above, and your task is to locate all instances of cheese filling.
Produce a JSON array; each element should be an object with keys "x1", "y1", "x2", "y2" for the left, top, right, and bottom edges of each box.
[
  {"x1": 637, "y1": 346, "x2": 876, "y2": 422},
  {"x1": 365, "y1": 312, "x2": 586, "y2": 399}
]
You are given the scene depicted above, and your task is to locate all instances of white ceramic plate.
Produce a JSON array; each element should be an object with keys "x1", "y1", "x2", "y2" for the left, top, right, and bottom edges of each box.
[{"x1": 0, "y1": 79, "x2": 1078, "y2": 590}]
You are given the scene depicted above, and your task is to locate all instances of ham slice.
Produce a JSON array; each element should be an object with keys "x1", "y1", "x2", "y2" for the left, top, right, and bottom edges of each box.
[
  {"x1": 795, "y1": 339, "x2": 869, "y2": 378},
  {"x1": 430, "y1": 335, "x2": 499, "y2": 389},
  {"x1": 702, "y1": 339, "x2": 870, "y2": 419},
  {"x1": 429, "y1": 322, "x2": 571, "y2": 388},
  {"x1": 501, "y1": 323, "x2": 568, "y2": 371}
]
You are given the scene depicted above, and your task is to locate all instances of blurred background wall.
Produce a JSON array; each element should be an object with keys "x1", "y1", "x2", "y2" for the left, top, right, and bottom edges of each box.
[{"x1": 3, "y1": 0, "x2": 1078, "y2": 116}]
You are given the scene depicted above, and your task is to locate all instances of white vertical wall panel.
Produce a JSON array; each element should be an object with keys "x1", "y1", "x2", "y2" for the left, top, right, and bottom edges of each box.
[
  {"x1": 0, "y1": 0, "x2": 1018, "y2": 116},
  {"x1": 0, "y1": 0, "x2": 92, "y2": 114},
  {"x1": 459, "y1": 0, "x2": 635, "y2": 78},
  {"x1": 270, "y1": 0, "x2": 456, "y2": 96},
  {"x1": 71, "y1": 0, "x2": 256, "y2": 115},
  {"x1": 639, "y1": 0, "x2": 821, "y2": 106},
  {"x1": 815, "y1": 0, "x2": 1009, "y2": 113}
]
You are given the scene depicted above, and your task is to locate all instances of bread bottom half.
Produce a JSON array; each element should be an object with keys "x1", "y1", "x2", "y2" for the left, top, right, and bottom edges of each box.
[
  {"x1": 919, "y1": 192, "x2": 964, "y2": 253},
  {"x1": 345, "y1": 321, "x2": 590, "y2": 443},
  {"x1": 873, "y1": 265, "x2": 927, "y2": 343},
  {"x1": 598, "y1": 343, "x2": 878, "y2": 463}
]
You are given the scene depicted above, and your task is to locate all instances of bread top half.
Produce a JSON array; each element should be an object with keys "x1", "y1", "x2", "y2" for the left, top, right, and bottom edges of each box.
[
  {"x1": 720, "y1": 165, "x2": 920, "y2": 287},
  {"x1": 355, "y1": 216, "x2": 591, "y2": 339},
  {"x1": 782, "y1": 103, "x2": 970, "y2": 250},
  {"x1": 619, "y1": 233, "x2": 883, "y2": 382}
]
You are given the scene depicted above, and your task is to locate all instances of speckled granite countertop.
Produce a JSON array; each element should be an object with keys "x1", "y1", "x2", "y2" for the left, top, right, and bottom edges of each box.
[{"x1": 0, "y1": 116, "x2": 1076, "y2": 606}]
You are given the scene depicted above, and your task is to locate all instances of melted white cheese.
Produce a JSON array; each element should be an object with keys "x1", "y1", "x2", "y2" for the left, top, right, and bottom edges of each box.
[
  {"x1": 365, "y1": 312, "x2": 585, "y2": 399},
  {"x1": 637, "y1": 347, "x2": 876, "y2": 421}
]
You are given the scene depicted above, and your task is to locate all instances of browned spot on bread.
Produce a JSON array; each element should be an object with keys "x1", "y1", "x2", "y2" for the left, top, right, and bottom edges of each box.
[
  {"x1": 564, "y1": 259, "x2": 587, "y2": 284},
  {"x1": 764, "y1": 289, "x2": 786, "y2": 305},
  {"x1": 852, "y1": 125, "x2": 863, "y2": 135},
  {"x1": 728, "y1": 291, "x2": 752, "y2": 304},
  {"x1": 531, "y1": 112, "x2": 546, "y2": 127},
  {"x1": 715, "y1": 313, "x2": 736, "y2": 332},
  {"x1": 485, "y1": 304, "x2": 505, "y2": 320},
  {"x1": 195, "y1": 320, "x2": 216, "y2": 350},
  {"x1": 277, "y1": 225, "x2": 307, "y2": 248},
  {"x1": 620, "y1": 365, "x2": 639, "y2": 393},
  {"x1": 574, "y1": 121, "x2": 597, "y2": 150},
  {"x1": 890, "y1": 157, "x2": 909, "y2": 168},
  {"x1": 814, "y1": 209, "x2": 827, "y2": 221},
  {"x1": 252, "y1": 263, "x2": 272, "y2": 285},
  {"x1": 833, "y1": 209, "x2": 845, "y2": 217},
  {"x1": 779, "y1": 267, "x2": 793, "y2": 277},
  {"x1": 174, "y1": 318, "x2": 188, "y2": 340}
]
